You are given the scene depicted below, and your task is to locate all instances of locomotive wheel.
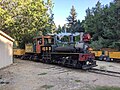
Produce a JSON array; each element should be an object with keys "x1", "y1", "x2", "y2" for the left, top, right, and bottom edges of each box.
[
  {"x1": 73, "y1": 60, "x2": 77, "y2": 68},
  {"x1": 57, "y1": 60, "x2": 62, "y2": 65},
  {"x1": 61, "y1": 59, "x2": 66, "y2": 66},
  {"x1": 21, "y1": 56, "x2": 24, "y2": 60},
  {"x1": 42, "y1": 58, "x2": 46, "y2": 63},
  {"x1": 46, "y1": 59, "x2": 51, "y2": 63}
]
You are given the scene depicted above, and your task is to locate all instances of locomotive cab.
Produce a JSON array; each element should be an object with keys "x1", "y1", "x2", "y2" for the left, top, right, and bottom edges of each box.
[
  {"x1": 21, "y1": 35, "x2": 54, "y2": 60},
  {"x1": 33, "y1": 35, "x2": 54, "y2": 53}
]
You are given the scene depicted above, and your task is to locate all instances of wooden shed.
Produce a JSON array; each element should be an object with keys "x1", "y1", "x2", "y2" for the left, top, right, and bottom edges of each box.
[{"x1": 0, "y1": 31, "x2": 14, "y2": 69}]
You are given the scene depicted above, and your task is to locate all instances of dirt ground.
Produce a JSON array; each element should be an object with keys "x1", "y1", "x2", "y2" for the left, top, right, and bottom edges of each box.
[
  {"x1": 94, "y1": 60, "x2": 120, "y2": 72},
  {"x1": 0, "y1": 59, "x2": 120, "y2": 90}
]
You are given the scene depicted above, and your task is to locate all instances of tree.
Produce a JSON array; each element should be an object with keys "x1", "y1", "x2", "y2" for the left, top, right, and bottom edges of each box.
[
  {"x1": 62, "y1": 24, "x2": 66, "y2": 33},
  {"x1": 56, "y1": 25, "x2": 62, "y2": 33},
  {"x1": 114, "y1": 0, "x2": 120, "y2": 6},
  {"x1": 82, "y1": 1, "x2": 120, "y2": 50},
  {"x1": 66, "y1": 5, "x2": 77, "y2": 33},
  {"x1": 44, "y1": 0, "x2": 56, "y2": 35},
  {"x1": 74, "y1": 20, "x2": 83, "y2": 32},
  {"x1": 0, "y1": 0, "x2": 54, "y2": 48}
]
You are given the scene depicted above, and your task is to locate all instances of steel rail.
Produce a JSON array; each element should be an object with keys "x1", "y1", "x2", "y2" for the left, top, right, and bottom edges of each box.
[{"x1": 88, "y1": 68, "x2": 120, "y2": 78}]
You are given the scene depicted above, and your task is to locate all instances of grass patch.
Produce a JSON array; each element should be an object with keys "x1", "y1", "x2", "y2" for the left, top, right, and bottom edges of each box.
[
  {"x1": 0, "y1": 81, "x2": 9, "y2": 84},
  {"x1": 94, "y1": 86, "x2": 120, "y2": 90},
  {"x1": 41, "y1": 85, "x2": 54, "y2": 89},
  {"x1": 38, "y1": 72, "x2": 47, "y2": 75},
  {"x1": 75, "y1": 80, "x2": 81, "y2": 82}
]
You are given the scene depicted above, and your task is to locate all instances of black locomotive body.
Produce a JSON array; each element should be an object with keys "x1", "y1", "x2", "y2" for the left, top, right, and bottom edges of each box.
[
  {"x1": 21, "y1": 31, "x2": 97, "y2": 69},
  {"x1": 40, "y1": 32, "x2": 97, "y2": 69}
]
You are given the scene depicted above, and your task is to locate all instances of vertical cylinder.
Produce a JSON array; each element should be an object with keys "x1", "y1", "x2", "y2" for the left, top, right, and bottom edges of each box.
[
  {"x1": 70, "y1": 35, "x2": 73, "y2": 42},
  {"x1": 80, "y1": 32, "x2": 84, "y2": 42}
]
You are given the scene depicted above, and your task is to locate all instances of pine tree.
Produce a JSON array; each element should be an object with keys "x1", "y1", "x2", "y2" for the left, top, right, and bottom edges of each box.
[
  {"x1": 66, "y1": 5, "x2": 77, "y2": 33},
  {"x1": 75, "y1": 20, "x2": 83, "y2": 32},
  {"x1": 114, "y1": 0, "x2": 120, "y2": 6},
  {"x1": 83, "y1": 0, "x2": 120, "y2": 50},
  {"x1": 57, "y1": 25, "x2": 62, "y2": 33}
]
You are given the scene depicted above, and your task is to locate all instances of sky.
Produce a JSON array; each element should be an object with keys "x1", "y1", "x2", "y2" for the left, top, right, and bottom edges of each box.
[{"x1": 52, "y1": 0, "x2": 114, "y2": 27}]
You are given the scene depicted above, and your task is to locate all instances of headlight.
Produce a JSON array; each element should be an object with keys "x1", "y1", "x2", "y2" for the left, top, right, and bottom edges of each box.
[
  {"x1": 86, "y1": 61, "x2": 92, "y2": 65},
  {"x1": 86, "y1": 61, "x2": 89, "y2": 65}
]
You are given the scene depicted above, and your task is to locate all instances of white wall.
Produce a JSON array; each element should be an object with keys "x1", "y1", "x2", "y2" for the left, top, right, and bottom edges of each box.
[{"x1": 0, "y1": 35, "x2": 13, "y2": 69}]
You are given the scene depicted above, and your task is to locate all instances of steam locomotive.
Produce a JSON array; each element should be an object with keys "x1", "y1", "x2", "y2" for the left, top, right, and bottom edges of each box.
[{"x1": 20, "y1": 31, "x2": 97, "y2": 69}]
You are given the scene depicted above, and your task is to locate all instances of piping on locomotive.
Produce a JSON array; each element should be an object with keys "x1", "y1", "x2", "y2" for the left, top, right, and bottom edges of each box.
[{"x1": 19, "y1": 30, "x2": 97, "y2": 69}]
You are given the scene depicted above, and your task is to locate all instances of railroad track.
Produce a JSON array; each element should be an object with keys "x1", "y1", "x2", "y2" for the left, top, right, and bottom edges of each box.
[
  {"x1": 88, "y1": 68, "x2": 120, "y2": 78},
  {"x1": 41, "y1": 62, "x2": 120, "y2": 77},
  {"x1": 95, "y1": 59, "x2": 120, "y2": 63}
]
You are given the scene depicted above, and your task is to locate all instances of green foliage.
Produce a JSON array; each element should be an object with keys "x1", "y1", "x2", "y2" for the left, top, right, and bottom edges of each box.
[
  {"x1": 41, "y1": 85, "x2": 54, "y2": 89},
  {"x1": 56, "y1": 6, "x2": 83, "y2": 34},
  {"x1": 0, "y1": 0, "x2": 55, "y2": 48},
  {"x1": 75, "y1": 80, "x2": 81, "y2": 82},
  {"x1": 94, "y1": 86, "x2": 120, "y2": 90},
  {"x1": 64, "y1": 6, "x2": 83, "y2": 33},
  {"x1": 66, "y1": 5, "x2": 77, "y2": 33},
  {"x1": 38, "y1": 72, "x2": 47, "y2": 75},
  {"x1": 83, "y1": 1, "x2": 120, "y2": 50},
  {"x1": 56, "y1": 25, "x2": 62, "y2": 33}
]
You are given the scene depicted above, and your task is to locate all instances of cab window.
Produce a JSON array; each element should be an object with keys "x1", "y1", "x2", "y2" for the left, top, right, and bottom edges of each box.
[{"x1": 37, "y1": 38, "x2": 42, "y2": 45}]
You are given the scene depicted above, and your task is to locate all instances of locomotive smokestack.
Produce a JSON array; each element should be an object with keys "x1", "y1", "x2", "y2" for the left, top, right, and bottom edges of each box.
[
  {"x1": 70, "y1": 35, "x2": 73, "y2": 42},
  {"x1": 80, "y1": 32, "x2": 84, "y2": 42},
  {"x1": 78, "y1": 27, "x2": 85, "y2": 42}
]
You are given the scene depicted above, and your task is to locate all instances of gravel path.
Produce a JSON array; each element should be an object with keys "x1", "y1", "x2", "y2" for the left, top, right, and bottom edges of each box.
[
  {"x1": 0, "y1": 59, "x2": 120, "y2": 90},
  {"x1": 95, "y1": 60, "x2": 120, "y2": 72}
]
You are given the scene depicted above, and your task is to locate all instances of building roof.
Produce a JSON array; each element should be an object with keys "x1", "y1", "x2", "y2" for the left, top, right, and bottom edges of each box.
[{"x1": 0, "y1": 30, "x2": 14, "y2": 42}]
